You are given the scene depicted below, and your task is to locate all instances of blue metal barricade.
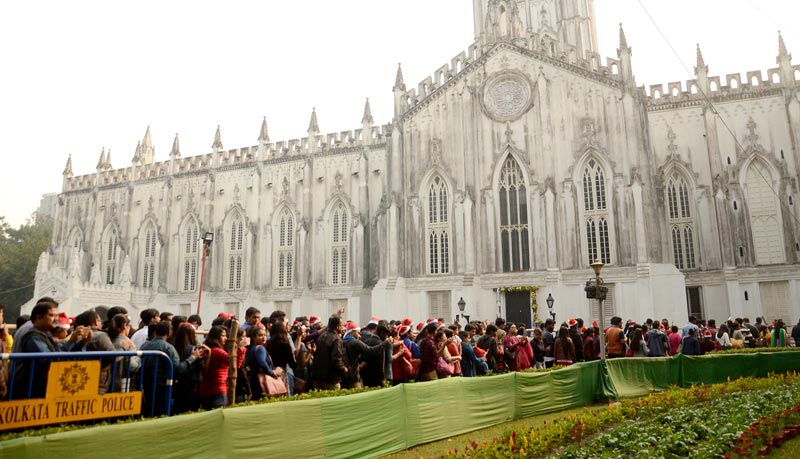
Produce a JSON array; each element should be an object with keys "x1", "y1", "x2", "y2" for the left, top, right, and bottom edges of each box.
[{"x1": 1, "y1": 351, "x2": 174, "y2": 417}]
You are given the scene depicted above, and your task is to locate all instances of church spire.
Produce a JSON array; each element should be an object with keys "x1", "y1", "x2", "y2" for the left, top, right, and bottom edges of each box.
[
  {"x1": 393, "y1": 63, "x2": 405, "y2": 91},
  {"x1": 361, "y1": 98, "x2": 373, "y2": 125},
  {"x1": 63, "y1": 155, "x2": 73, "y2": 176},
  {"x1": 212, "y1": 125, "x2": 223, "y2": 150},
  {"x1": 132, "y1": 141, "x2": 142, "y2": 163},
  {"x1": 778, "y1": 31, "x2": 791, "y2": 61},
  {"x1": 143, "y1": 125, "x2": 152, "y2": 149},
  {"x1": 170, "y1": 133, "x2": 180, "y2": 157},
  {"x1": 141, "y1": 125, "x2": 155, "y2": 164},
  {"x1": 104, "y1": 148, "x2": 112, "y2": 170},
  {"x1": 695, "y1": 44, "x2": 710, "y2": 95},
  {"x1": 96, "y1": 147, "x2": 106, "y2": 170},
  {"x1": 618, "y1": 23, "x2": 629, "y2": 51},
  {"x1": 258, "y1": 116, "x2": 269, "y2": 142},
  {"x1": 695, "y1": 44, "x2": 707, "y2": 73},
  {"x1": 307, "y1": 108, "x2": 319, "y2": 134}
]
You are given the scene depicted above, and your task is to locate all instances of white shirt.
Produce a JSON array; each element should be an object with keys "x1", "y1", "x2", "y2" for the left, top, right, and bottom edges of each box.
[{"x1": 131, "y1": 326, "x2": 149, "y2": 349}]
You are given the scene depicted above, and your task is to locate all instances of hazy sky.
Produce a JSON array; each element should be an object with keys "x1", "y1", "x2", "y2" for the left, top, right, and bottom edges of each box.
[{"x1": 0, "y1": 0, "x2": 797, "y2": 227}]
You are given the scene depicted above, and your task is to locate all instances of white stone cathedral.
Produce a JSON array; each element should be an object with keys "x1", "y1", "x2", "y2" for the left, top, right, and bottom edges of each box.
[{"x1": 29, "y1": 0, "x2": 800, "y2": 327}]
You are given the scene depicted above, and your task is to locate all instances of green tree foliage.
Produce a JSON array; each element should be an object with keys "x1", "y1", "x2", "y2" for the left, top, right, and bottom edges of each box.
[{"x1": 0, "y1": 214, "x2": 53, "y2": 322}]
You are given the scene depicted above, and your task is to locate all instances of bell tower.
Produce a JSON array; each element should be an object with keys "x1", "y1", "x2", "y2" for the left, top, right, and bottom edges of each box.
[{"x1": 473, "y1": 0, "x2": 599, "y2": 56}]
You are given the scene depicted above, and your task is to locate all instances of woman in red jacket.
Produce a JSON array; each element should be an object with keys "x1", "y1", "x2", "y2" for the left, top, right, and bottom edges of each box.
[{"x1": 199, "y1": 325, "x2": 245, "y2": 410}]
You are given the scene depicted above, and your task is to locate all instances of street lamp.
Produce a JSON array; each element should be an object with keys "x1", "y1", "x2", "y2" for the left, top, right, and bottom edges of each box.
[
  {"x1": 196, "y1": 231, "x2": 215, "y2": 315},
  {"x1": 546, "y1": 293, "x2": 555, "y2": 322},
  {"x1": 584, "y1": 259, "x2": 608, "y2": 359},
  {"x1": 457, "y1": 297, "x2": 469, "y2": 324}
]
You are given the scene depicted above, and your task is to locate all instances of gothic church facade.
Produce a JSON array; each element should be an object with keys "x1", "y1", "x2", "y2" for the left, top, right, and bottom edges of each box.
[{"x1": 31, "y1": 0, "x2": 800, "y2": 327}]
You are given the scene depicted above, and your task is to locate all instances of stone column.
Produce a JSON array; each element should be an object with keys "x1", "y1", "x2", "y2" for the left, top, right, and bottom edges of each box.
[
  {"x1": 545, "y1": 185, "x2": 557, "y2": 268},
  {"x1": 463, "y1": 191, "x2": 475, "y2": 273},
  {"x1": 455, "y1": 193, "x2": 466, "y2": 274},
  {"x1": 483, "y1": 190, "x2": 496, "y2": 272},
  {"x1": 631, "y1": 180, "x2": 648, "y2": 264}
]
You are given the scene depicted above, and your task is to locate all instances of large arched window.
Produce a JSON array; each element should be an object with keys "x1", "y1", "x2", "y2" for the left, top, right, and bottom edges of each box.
[
  {"x1": 227, "y1": 215, "x2": 244, "y2": 290},
  {"x1": 666, "y1": 175, "x2": 696, "y2": 270},
  {"x1": 104, "y1": 227, "x2": 118, "y2": 284},
  {"x1": 426, "y1": 175, "x2": 450, "y2": 275},
  {"x1": 141, "y1": 223, "x2": 157, "y2": 288},
  {"x1": 498, "y1": 156, "x2": 530, "y2": 272},
  {"x1": 277, "y1": 209, "x2": 294, "y2": 288},
  {"x1": 182, "y1": 219, "x2": 199, "y2": 292},
  {"x1": 330, "y1": 202, "x2": 350, "y2": 285},
  {"x1": 746, "y1": 159, "x2": 785, "y2": 265},
  {"x1": 582, "y1": 158, "x2": 611, "y2": 264}
]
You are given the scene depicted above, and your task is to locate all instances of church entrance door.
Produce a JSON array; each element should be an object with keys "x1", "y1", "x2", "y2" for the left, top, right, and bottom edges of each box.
[{"x1": 505, "y1": 291, "x2": 531, "y2": 329}]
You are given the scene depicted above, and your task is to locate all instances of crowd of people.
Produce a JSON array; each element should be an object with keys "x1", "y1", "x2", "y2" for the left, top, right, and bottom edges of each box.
[{"x1": 1, "y1": 297, "x2": 799, "y2": 419}]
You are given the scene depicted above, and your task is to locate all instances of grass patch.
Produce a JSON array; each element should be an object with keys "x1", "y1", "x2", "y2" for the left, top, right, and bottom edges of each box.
[
  {"x1": 770, "y1": 436, "x2": 800, "y2": 458},
  {"x1": 381, "y1": 404, "x2": 607, "y2": 459}
]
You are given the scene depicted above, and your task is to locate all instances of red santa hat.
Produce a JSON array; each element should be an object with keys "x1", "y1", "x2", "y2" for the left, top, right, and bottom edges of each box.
[
  {"x1": 217, "y1": 312, "x2": 233, "y2": 320},
  {"x1": 368, "y1": 317, "x2": 380, "y2": 327},
  {"x1": 56, "y1": 312, "x2": 72, "y2": 329},
  {"x1": 401, "y1": 318, "x2": 414, "y2": 327},
  {"x1": 343, "y1": 321, "x2": 361, "y2": 337},
  {"x1": 398, "y1": 325, "x2": 411, "y2": 336},
  {"x1": 592, "y1": 321, "x2": 599, "y2": 328},
  {"x1": 568, "y1": 318, "x2": 578, "y2": 327},
  {"x1": 309, "y1": 315, "x2": 321, "y2": 326},
  {"x1": 416, "y1": 322, "x2": 425, "y2": 332}
]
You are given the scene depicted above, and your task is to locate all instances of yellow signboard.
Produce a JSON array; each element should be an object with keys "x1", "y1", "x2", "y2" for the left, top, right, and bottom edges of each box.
[{"x1": 0, "y1": 360, "x2": 142, "y2": 431}]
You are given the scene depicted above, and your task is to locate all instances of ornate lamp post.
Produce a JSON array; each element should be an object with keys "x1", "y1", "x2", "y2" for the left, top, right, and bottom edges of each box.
[
  {"x1": 584, "y1": 259, "x2": 608, "y2": 359},
  {"x1": 546, "y1": 293, "x2": 555, "y2": 322},
  {"x1": 457, "y1": 297, "x2": 469, "y2": 324},
  {"x1": 196, "y1": 231, "x2": 214, "y2": 315}
]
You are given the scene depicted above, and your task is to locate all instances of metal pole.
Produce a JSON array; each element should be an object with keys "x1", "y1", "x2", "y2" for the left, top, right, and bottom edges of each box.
[
  {"x1": 597, "y1": 271, "x2": 606, "y2": 360},
  {"x1": 196, "y1": 242, "x2": 209, "y2": 315}
]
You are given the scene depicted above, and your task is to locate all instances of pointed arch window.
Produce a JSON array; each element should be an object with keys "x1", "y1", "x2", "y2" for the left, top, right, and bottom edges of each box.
[
  {"x1": 104, "y1": 227, "x2": 118, "y2": 284},
  {"x1": 330, "y1": 202, "x2": 350, "y2": 285},
  {"x1": 666, "y1": 175, "x2": 696, "y2": 270},
  {"x1": 746, "y1": 160, "x2": 785, "y2": 265},
  {"x1": 182, "y1": 220, "x2": 199, "y2": 292},
  {"x1": 141, "y1": 224, "x2": 157, "y2": 288},
  {"x1": 582, "y1": 159, "x2": 611, "y2": 264},
  {"x1": 277, "y1": 209, "x2": 294, "y2": 288},
  {"x1": 498, "y1": 156, "x2": 530, "y2": 272},
  {"x1": 426, "y1": 175, "x2": 451, "y2": 275},
  {"x1": 227, "y1": 215, "x2": 244, "y2": 290}
]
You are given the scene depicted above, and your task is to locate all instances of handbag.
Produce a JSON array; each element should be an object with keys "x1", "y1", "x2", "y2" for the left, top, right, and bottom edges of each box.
[
  {"x1": 293, "y1": 376, "x2": 306, "y2": 395},
  {"x1": 436, "y1": 357, "x2": 454, "y2": 376},
  {"x1": 257, "y1": 372, "x2": 288, "y2": 397},
  {"x1": 730, "y1": 338, "x2": 744, "y2": 349}
]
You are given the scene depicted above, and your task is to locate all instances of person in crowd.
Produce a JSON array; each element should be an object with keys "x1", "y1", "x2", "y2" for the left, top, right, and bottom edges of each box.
[
  {"x1": 543, "y1": 319, "x2": 556, "y2": 367},
  {"x1": 168, "y1": 316, "x2": 187, "y2": 343},
  {"x1": 502, "y1": 323, "x2": 522, "y2": 371},
  {"x1": 646, "y1": 322, "x2": 669, "y2": 357},
  {"x1": 233, "y1": 327, "x2": 251, "y2": 403},
  {"x1": 554, "y1": 325, "x2": 576, "y2": 366},
  {"x1": 341, "y1": 321, "x2": 391, "y2": 389},
  {"x1": 51, "y1": 312, "x2": 72, "y2": 343},
  {"x1": 568, "y1": 319, "x2": 585, "y2": 362},
  {"x1": 706, "y1": 319, "x2": 717, "y2": 337},
  {"x1": 772, "y1": 320, "x2": 788, "y2": 347},
  {"x1": 680, "y1": 328, "x2": 702, "y2": 355},
  {"x1": 583, "y1": 328, "x2": 599, "y2": 361},
  {"x1": 140, "y1": 321, "x2": 205, "y2": 416},
  {"x1": 517, "y1": 325, "x2": 534, "y2": 370},
  {"x1": 715, "y1": 324, "x2": 731, "y2": 350},
  {"x1": 391, "y1": 326, "x2": 413, "y2": 384},
  {"x1": 791, "y1": 319, "x2": 800, "y2": 347},
  {"x1": 312, "y1": 315, "x2": 348, "y2": 390},
  {"x1": 627, "y1": 328, "x2": 649, "y2": 357},
  {"x1": 730, "y1": 322, "x2": 745, "y2": 349},
  {"x1": 11, "y1": 297, "x2": 57, "y2": 352},
  {"x1": 171, "y1": 323, "x2": 203, "y2": 413},
  {"x1": 132, "y1": 308, "x2": 160, "y2": 348},
  {"x1": 74, "y1": 310, "x2": 116, "y2": 394},
  {"x1": 459, "y1": 328, "x2": 488, "y2": 377},
  {"x1": 102, "y1": 306, "x2": 128, "y2": 331},
  {"x1": 417, "y1": 322, "x2": 440, "y2": 381},
  {"x1": 266, "y1": 319, "x2": 297, "y2": 395},
  {"x1": 435, "y1": 329, "x2": 460, "y2": 378},
  {"x1": 668, "y1": 325, "x2": 681, "y2": 355},
  {"x1": 531, "y1": 328, "x2": 546, "y2": 369},
  {"x1": 444, "y1": 328, "x2": 463, "y2": 376},
  {"x1": 476, "y1": 324, "x2": 500, "y2": 372},
  {"x1": 11, "y1": 301, "x2": 91, "y2": 399},
  {"x1": 495, "y1": 317, "x2": 507, "y2": 343},
  {"x1": 605, "y1": 317, "x2": 626, "y2": 359},
  {"x1": 700, "y1": 330, "x2": 717, "y2": 353},
  {"x1": 106, "y1": 313, "x2": 141, "y2": 392},
  {"x1": 187, "y1": 314, "x2": 203, "y2": 330},
  {"x1": 681, "y1": 316, "x2": 700, "y2": 338},
  {"x1": 160, "y1": 312, "x2": 174, "y2": 326},
  {"x1": 197, "y1": 325, "x2": 245, "y2": 410},
  {"x1": 246, "y1": 326, "x2": 282, "y2": 400},
  {"x1": 242, "y1": 307, "x2": 261, "y2": 331}
]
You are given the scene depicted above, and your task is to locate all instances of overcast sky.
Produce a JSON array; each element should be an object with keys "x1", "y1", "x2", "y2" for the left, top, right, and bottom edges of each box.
[{"x1": 0, "y1": 0, "x2": 797, "y2": 227}]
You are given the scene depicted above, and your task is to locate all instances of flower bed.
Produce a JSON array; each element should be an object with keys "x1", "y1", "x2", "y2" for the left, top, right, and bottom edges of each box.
[
  {"x1": 726, "y1": 401, "x2": 800, "y2": 458},
  {"x1": 444, "y1": 372, "x2": 800, "y2": 459}
]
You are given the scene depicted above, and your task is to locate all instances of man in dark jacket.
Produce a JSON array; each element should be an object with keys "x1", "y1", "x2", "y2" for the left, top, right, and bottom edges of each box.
[
  {"x1": 476, "y1": 325, "x2": 500, "y2": 371},
  {"x1": 680, "y1": 328, "x2": 702, "y2": 356},
  {"x1": 312, "y1": 315, "x2": 348, "y2": 390},
  {"x1": 341, "y1": 322, "x2": 391, "y2": 389}
]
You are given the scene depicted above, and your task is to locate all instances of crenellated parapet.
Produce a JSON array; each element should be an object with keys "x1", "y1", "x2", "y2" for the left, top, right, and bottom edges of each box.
[
  {"x1": 63, "y1": 124, "x2": 392, "y2": 192},
  {"x1": 399, "y1": 35, "x2": 626, "y2": 116}
]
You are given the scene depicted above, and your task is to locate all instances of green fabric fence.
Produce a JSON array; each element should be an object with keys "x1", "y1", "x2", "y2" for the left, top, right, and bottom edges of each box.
[{"x1": 2, "y1": 351, "x2": 799, "y2": 459}]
